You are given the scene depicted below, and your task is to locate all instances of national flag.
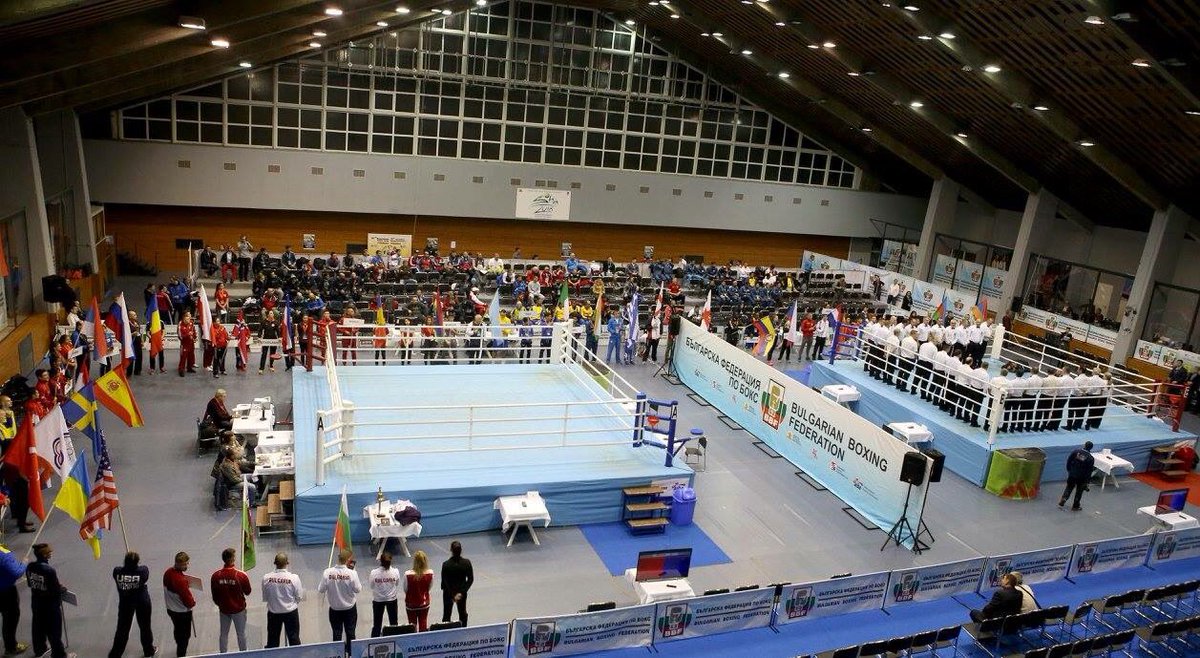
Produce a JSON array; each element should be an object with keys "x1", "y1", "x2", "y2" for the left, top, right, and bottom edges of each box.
[
  {"x1": 652, "y1": 283, "x2": 663, "y2": 325},
  {"x1": 241, "y1": 480, "x2": 256, "y2": 571},
  {"x1": 69, "y1": 328, "x2": 90, "y2": 391},
  {"x1": 333, "y1": 486, "x2": 352, "y2": 551},
  {"x1": 106, "y1": 293, "x2": 135, "y2": 367},
  {"x1": 374, "y1": 294, "x2": 385, "y2": 326},
  {"x1": 235, "y1": 310, "x2": 250, "y2": 367},
  {"x1": 0, "y1": 232, "x2": 8, "y2": 278},
  {"x1": 930, "y1": 292, "x2": 948, "y2": 323},
  {"x1": 625, "y1": 291, "x2": 640, "y2": 350},
  {"x1": 94, "y1": 366, "x2": 144, "y2": 428},
  {"x1": 786, "y1": 301, "x2": 798, "y2": 343},
  {"x1": 699, "y1": 290, "x2": 712, "y2": 331},
  {"x1": 826, "y1": 306, "x2": 841, "y2": 327},
  {"x1": 971, "y1": 298, "x2": 988, "y2": 323},
  {"x1": 487, "y1": 290, "x2": 501, "y2": 328},
  {"x1": 558, "y1": 281, "x2": 569, "y2": 319},
  {"x1": 595, "y1": 294, "x2": 605, "y2": 327},
  {"x1": 281, "y1": 301, "x2": 294, "y2": 353},
  {"x1": 53, "y1": 449, "x2": 92, "y2": 557},
  {"x1": 33, "y1": 407, "x2": 76, "y2": 482},
  {"x1": 146, "y1": 294, "x2": 164, "y2": 359},
  {"x1": 81, "y1": 413, "x2": 120, "y2": 560},
  {"x1": 84, "y1": 297, "x2": 106, "y2": 362},
  {"x1": 433, "y1": 293, "x2": 444, "y2": 333},
  {"x1": 197, "y1": 285, "x2": 213, "y2": 341},
  {"x1": 62, "y1": 381, "x2": 98, "y2": 443},
  {"x1": 753, "y1": 315, "x2": 775, "y2": 356},
  {"x1": 2, "y1": 417, "x2": 46, "y2": 521}
]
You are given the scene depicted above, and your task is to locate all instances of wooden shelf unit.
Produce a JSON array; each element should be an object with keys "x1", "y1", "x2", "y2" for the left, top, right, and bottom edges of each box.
[{"x1": 622, "y1": 485, "x2": 669, "y2": 535}]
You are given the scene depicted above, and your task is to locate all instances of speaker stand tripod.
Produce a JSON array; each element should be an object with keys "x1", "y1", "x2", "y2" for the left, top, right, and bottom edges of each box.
[
  {"x1": 881, "y1": 481, "x2": 929, "y2": 554},
  {"x1": 653, "y1": 334, "x2": 679, "y2": 382}
]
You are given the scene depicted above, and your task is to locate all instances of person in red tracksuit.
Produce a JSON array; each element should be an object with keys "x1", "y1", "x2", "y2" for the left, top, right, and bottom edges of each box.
[
  {"x1": 211, "y1": 322, "x2": 229, "y2": 377},
  {"x1": 162, "y1": 552, "x2": 196, "y2": 657},
  {"x1": 210, "y1": 548, "x2": 251, "y2": 653},
  {"x1": 178, "y1": 312, "x2": 197, "y2": 376},
  {"x1": 402, "y1": 551, "x2": 434, "y2": 632}
]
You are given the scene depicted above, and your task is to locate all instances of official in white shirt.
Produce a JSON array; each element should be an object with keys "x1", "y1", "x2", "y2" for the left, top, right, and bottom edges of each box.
[
  {"x1": 950, "y1": 355, "x2": 970, "y2": 420},
  {"x1": 318, "y1": 549, "x2": 364, "y2": 648},
  {"x1": 884, "y1": 328, "x2": 902, "y2": 385},
  {"x1": 969, "y1": 360, "x2": 988, "y2": 428},
  {"x1": 262, "y1": 553, "x2": 304, "y2": 648},
  {"x1": 916, "y1": 339, "x2": 939, "y2": 401},
  {"x1": 990, "y1": 368, "x2": 1012, "y2": 432},
  {"x1": 1065, "y1": 369, "x2": 1089, "y2": 431},
  {"x1": 916, "y1": 321, "x2": 930, "y2": 344},
  {"x1": 898, "y1": 331, "x2": 919, "y2": 393},
  {"x1": 369, "y1": 552, "x2": 402, "y2": 637},
  {"x1": 1006, "y1": 369, "x2": 1026, "y2": 433},
  {"x1": 966, "y1": 322, "x2": 984, "y2": 365},
  {"x1": 1047, "y1": 368, "x2": 1070, "y2": 431},
  {"x1": 861, "y1": 319, "x2": 877, "y2": 375},
  {"x1": 1087, "y1": 370, "x2": 1109, "y2": 430},
  {"x1": 1025, "y1": 370, "x2": 1044, "y2": 432}
]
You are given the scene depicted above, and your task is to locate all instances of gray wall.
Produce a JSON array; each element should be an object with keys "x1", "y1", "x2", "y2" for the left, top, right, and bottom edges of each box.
[
  {"x1": 83, "y1": 140, "x2": 927, "y2": 237},
  {"x1": 0, "y1": 107, "x2": 56, "y2": 311}
]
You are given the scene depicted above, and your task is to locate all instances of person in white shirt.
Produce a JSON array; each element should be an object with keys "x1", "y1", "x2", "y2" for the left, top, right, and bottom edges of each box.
[
  {"x1": 883, "y1": 327, "x2": 901, "y2": 385},
  {"x1": 1037, "y1": 371, "x2": 1059, "y2": 431},
  {"x1": 262, "y1": 553, "x2": 304, "y2": 648},
  {"x1": 953, "y1": 321, "x2": 969, "y2": 358},
  {"x1": 486, "y1": 254, "x2": 504, "y2": 275},
  {"x1": 928, "y1": 321, "x2": 943, "y2": 349},
  {"x1": 1025, "y1": 370, "x2": 1045, "y2": 432},
  {"x1": 916, "y1": 320, "x2": 930, "y2": 344},
  {"x1": 898, "y1": 331, "x2": 919, "y2": 393},
  {"x1": 369, "y1": 552, "x2": 402, "y2": 637},
  {"x1": 861, "y1": 319, "x2": 879, "y2": 376},
  {"x1": 916, "y1": 339, "x2": 939, "y2": 401},
  {"x1": 966, "y1": 322, "x2": 984, "y2": 365},
  {"x1": 931, "y1": 346, "x2": 950, "y2": 411},
  {"x1": 970, "y1": 360, "x2": 989, "y2": 429},
  {"x1": 1065, "y1": 368, "x2": 1089, "y2": 431},
  {"x1": 952, "y1": 356, "x2": 973, "y2": 421},
  {"x1": 887, "y1": 281, "x2": 901, "y2": 305},
  {"x1": 813, "y1": 315, "x2": 831, "y2": 361},
  {"x1": 1047, "y1": 368, "x2": 1070, "y2": 431},
  {"x1": 1087, "y1": 370, "x2": 1109, "y2": 430},
  {"x1": 318, "y1": 549, "x2": 363, "y2": 648}
]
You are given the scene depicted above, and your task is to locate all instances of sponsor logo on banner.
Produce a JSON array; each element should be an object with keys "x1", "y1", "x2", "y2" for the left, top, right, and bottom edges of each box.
[
  {"x1": 511, "y1": 607, "x2": 654, "y2": 657},
  {"x1": 656, "y1": 603, "x2": 692, "y2": 638},
  {"x1": 359, "y1": 640, "x2": 400, "y2": 658},
  {"x1": 761, "y1": 379, "x2": 787, "y2": 429},
  {"x1": 980, "y1": 546, "x2": 1072, "y2": 591},
  {"x1": 923, "y1": 289, "x2": 933, "y2": 303},
  {"x1": 523, "y1": 622, "x2": 560, "y2": 655},
  {"x1": 892, "y1": 573, "x2": 920, "y2": 602},
  {"x1": 365, "y1": 233, "x2": 413, "y2": 259},
  {"x1": 1075, "y1": 545, "x2": 1098, "y2": 574},
  {"x1": 1045, "y1": 315, "x2": 1058, "y2": 330},
  {"x1": 1135, "y1": 340, "x2": 1163, "y2": 365},
  {"x1": 775, "y1": 572, "x2": 889, "y2": 625},
  {"x1": 653, "y1": 589, "x2": 774, "y2": 643},
  {"x1": 349, "y1": 622, "x2": 509, "y2": 658},
  {"x1": 952, "y1": 298, "x2": 965, "y2": 315},
  {"x1": 784, "y1": 587, "x2": 816, "y2": 618},
  {"x1": 1149, "y1": 528, "x2": 1200, "y2": 564},
  {"x1": 515, "y1": 188, "x2": 572, "y2": 221}
]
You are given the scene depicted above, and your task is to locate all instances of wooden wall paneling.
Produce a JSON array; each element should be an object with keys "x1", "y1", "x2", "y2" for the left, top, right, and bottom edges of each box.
[
  {"x1": 0, "y1": 314, "x2": 53, "y2": 381},
  {"x1": 104, "y1": 204, "x2": 852, "y2": 273}
]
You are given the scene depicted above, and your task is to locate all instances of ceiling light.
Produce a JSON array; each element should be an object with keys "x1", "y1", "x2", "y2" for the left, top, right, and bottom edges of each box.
[
  {"x1": 1084, "y1": 15, "x2": 1105, "y2": 25},
  {"x1": 861, "y1": 127, "x2": 873, "y2": 132},
  {"x1": 848, "y1": 71, "x2": 861, "y2": 76},
  {"x1": 441, "y1": 9, "x2": 453, "y2": 14},
  {"x1": 324, "y1": 7, "x2": 343, "y2": 16},
  {"x1": 700, "y1": 32, "x2": 710, "y2": 37},
  {"x1": 670, "y1": 13, "x2": 680, "y2": 19},
  {"x1": 741, "y1": 0, "x2": 753, "y2": 4},
  {"x1": 939, "y1": 32, "x2": 956, "y2": 39},
  {"x1": 476, "y1": 0, "x2": 487, "y2": 5},
  {"x1": 983, "y1": 64, "x2": 1002, "y2": 73},
  {"x1": 313, "y1": 29, "x2": 327, "y2": 36},
  {"x1": 909, "y1": 100, "x2": 924, "y2": 108},
  {"x1": 210, "y1": 38, "x2": 230, "y2": 48},
  {"x1": 1032, "y1": 104, "x2": 1049, "y2": 111},
  {"x1": 775, "y1": 21, "x2": 785, "y2": 26},
  {"x1": 778, "y1": 72, "x2": 791, "y2": 78},
  {"x1": 955, "y1": 131, "x2": 967, "y2": 138},
  {"x1": 395, "y1": 6, "x2": 411, "y2": 13},
  {"x1": 807, "y1": 44, "x2": 819, "y2": 49},
  {"x1": 903, "y1": 4, "x2": 920, "y2": 10},
  {"x1": 179, "y1": 16, "x2": 206, "y2": 30},
  {"x1": 309, "y1": 41, "x2": 322, "y2": 48},
  {"x1": 823, "y1": 41, "x2": 836, "y2": 48},
  {"x1": 648, "y1": 1, "x2": 658, "y2": 4},
  {"x1": 239, "y1": 61, "x2": 252, "y2": 68},
  {"x1": 376, "y1": 20, "x2": 389, "y2": 26},
  {"x1": 918, "y1": 35, "x2": 933, "y2": 40},
  {"x1": 625, "y1": 19, "x2": 636, "y2": 25},
  {"x1": 1131, "y1": 58, "x2": 1152, "y2": 68},
  {"x1": 1186, "y1": 110, "x2": 1200, "y2": 116},
  {"x1": 741, "y1": 49, "x2": 753, "y2": 55},
  {"x1": 1077, "y1": 140, "x2": 1095, "y2": 147},
  {"x1": 711, "y1": 31, "x2": 723, "y2": 37}
]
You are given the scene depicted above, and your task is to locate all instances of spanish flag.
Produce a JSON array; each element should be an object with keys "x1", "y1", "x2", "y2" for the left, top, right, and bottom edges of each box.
[{"x1": 94, "y1": 366, "x2": 144, "y2": 428}]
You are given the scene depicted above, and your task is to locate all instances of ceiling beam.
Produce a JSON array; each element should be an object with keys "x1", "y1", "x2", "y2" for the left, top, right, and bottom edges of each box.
[
  {"x1": 22, "y1": 0, "x2": 420, "y2": 116},
  {"x1": 0, "y1": 0, "x2": 107, "y2": 26},
  {"x1": 890, "y1": 3, "x2": 1169, "y2": 212},
  {"x1": 658, "y1": 1, "x2": 943, "y2": 182}
]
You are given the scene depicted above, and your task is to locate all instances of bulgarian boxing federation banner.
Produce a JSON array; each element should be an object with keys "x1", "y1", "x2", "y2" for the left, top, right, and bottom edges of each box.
[
  {"x1": 953, "y1": 260, "x2": 984, "y2": 296},
  {"x1": 981, "y1": 266, "x2": 1008, "y2": 303},
  {"x1": 511, "y1": 605, "x2": 654, "y2": 657},
  {"x1": 351, "y1": 623, "x2": 509, "y2": 658},
  {"x1": 652, "y1": 587, "x2": 775, "y2": 643},
  {"x1": 911, "y1": 280, "x2": 945, "y2": 317},
  {"x1": 1067, "y1": 534, "x2": 1153, "y2": 578},
  {"x1": 932, "y1": 254, "x2": 957, "y2": 288},
  {"x1": 979, "y1": 545, "x2": 1072, "y2": 592},
  {"x1": 674, "y1": 320, "x2": 930, "y2": 546},
  {"x1": 775, "y1": 572, "x2": 889, "y2": 625},
  {"x1": 194, "y1": 642, "x2": 344, "y2": 658},
  {"x1": 1147, "y1": 527, "x2": 1200, "y2": 565},
  {"x1": 884, "y1": 558, "x2": 986, "y2": 607}
]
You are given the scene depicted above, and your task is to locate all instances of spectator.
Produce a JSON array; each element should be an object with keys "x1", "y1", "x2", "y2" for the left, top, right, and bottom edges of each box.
[
  {"x1": 199, "y1": 246, "x2": 217, "y2": 277},
  {"x1": 262, "y1": 553, "x2": 304, "y2": 648},
  {"x1": 236, "y1": 236, "x2": 253, "y2": 282},
  {"x1": 969, "y1": 572, "x2": 1022, "y2": 622},
  {"x1": 108, "y1": 551, "x2": 156, "y2": 658},
  {"x1": 318, "y1": 549, "x2": 362, "y2": 648},
  {"x1": 403, "y1": 551, "x2": 434, "y2": 632},
  {"x1": 163, "y1": 552, "x2": 196, "y2": 657},
  {"x1": 369, "y1": 552, "x2": 401, "y2": 637},
  {"x1": 210, "y1": 547, "x2": 252, "y2": 653}
]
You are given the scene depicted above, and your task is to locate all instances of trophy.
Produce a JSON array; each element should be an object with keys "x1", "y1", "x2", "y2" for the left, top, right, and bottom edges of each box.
[{"x1": 376, "y1": 486, "x2": 385, "y2": 515}]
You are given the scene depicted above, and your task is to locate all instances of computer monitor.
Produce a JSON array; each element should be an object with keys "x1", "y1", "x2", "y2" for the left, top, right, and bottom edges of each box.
[
  {"x1": 634, "y1": 548, "x2": 693, "y2": 582},
  {"x1": 1155, "y1": 488, "x2": 1189, "y2": 515}
]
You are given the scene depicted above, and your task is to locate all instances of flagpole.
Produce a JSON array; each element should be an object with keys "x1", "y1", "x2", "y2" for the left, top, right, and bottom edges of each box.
[
  {"x1": 116, "y1": 506, "x2": 131, "y2": 553},
  {"x1": 239, "y1": 477, "x2": 248, "y2": 570},
  {"x1": 327, "y1": 483, "x2": 345, "y2": 568},
  {"x1": 23, "y1": 506, "x2": 58, "y2": 561}
]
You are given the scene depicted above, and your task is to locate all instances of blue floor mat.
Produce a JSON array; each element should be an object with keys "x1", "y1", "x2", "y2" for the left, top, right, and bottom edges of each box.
[{"x1": 579, "y1": 522, "x2": 732, "y2": 576}]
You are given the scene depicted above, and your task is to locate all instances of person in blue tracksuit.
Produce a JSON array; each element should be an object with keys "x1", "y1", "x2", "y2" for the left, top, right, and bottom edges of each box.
[{"x1": 605, "y1": 311, "x2": 623, "y2": 364}]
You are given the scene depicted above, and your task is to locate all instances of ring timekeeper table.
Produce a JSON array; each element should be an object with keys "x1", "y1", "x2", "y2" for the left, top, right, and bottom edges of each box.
[
  {"x1": 232, "y1": 403, "x2": 275, "y2": 436},
  {"x1": 494, "y1": 491, "x2": 551, "y2": 547},
  {"x1": 1091, "y1": 451, "x2": 1135, "y2": 490},
  {"x1": 363, "y1": 500, "x2": 423, "y2": 558},
  {"x1": 1137, "y1": 506, "x2": 1199, "y2": 534},
  {"x1": 623, "y1": 568, "x2": 695, "y2": 604},
  {"x1": 821, "y1": 384, "x2": 860, "y2": 405}
]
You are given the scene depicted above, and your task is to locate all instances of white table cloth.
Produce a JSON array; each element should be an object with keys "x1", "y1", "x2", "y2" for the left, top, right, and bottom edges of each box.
[
  {"x1": 623, "y1": 568, "x2": 695, "y2": 604},
  {"x1": 887, "y1": 422, "x2": 933, "y2": 444},
  {"x1": 257, "y1": 431, "x2": 294, "y2": 453},
  {"x1": 821, "y1": 384, "x2": 860, "y2": 404},
  {"x1": 1137, "y1": 505, "x2": 1199, "y2": 534},
  {"x1": 253, "y1": 450, "x2": 294, "y2": 476},
  {"x1": 232, "y1": 404, "x2": 275, "y2": 436},
  {"x1": 1091, "y1": 451, "x2": 1135, "y2": 490},
  {"x1": 363, "y1": 500, "x2": 423, "y2": 558},
  {"x1": 494, "y1": 492, "x2": 551, "y2": 547}
]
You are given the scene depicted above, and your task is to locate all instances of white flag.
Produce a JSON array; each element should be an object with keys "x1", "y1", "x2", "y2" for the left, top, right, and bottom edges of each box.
[
  {"x1": 114, "y1": 292, "x2": 135, "y2": 362},
  {"x1": 699, "y1": 290, "x2": 712, "y2": 331},
  {"x1": 198, "y1": 284, "x2": 213, "y2": 341},
  {"x1": 786, "y1": 301, "x2": 799, "y2": 343},
  {"x1": 33, "y1": 407, "x2": 76, "y2": 482}
]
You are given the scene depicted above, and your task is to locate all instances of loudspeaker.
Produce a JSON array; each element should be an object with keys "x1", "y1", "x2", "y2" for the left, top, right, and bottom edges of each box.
[
  {"x1": 1011, "y1": 297, "x2": 1023, "y2": 313},
  {"x1": 920, "y1": 447, "x2": 945, "y2": 483},
  {"x1": 670, "y1": 314, "x2": 682, "y2": 336},
  {"x1": 41, "y1": 275, "x2": 76, "y2": 306},
  {"x1": 899, "y1": 451, "x2": 927, "y2": 486}
]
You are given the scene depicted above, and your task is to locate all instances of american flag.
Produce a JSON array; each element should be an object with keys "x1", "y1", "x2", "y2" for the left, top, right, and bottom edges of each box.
[{"x1": 81, "y1": 428, "x2": 119, "y2": 546}]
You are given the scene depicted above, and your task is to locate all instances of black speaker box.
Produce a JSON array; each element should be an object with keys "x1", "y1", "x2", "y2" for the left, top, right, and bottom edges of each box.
[
  {"x1": 670, "y1": 314, "x2": 682, "y2": 336},
  {"x1": 1011, "y1": 297, "x2": 1023, "y2": 313},
  {"x1": 41, "y1": 275, "x2": 77, "y2": 306},
  {"x1": 899, "y1": 451, "x2": 927, "y2": 485},
  {"x1": 920, "y1": 447, "x2": 945, "y2": 483}
]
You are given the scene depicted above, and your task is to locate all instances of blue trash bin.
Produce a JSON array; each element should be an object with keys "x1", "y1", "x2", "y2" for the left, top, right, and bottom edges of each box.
[{"x1": 670, "y1": 487, "x2": 696, "y2": 526}]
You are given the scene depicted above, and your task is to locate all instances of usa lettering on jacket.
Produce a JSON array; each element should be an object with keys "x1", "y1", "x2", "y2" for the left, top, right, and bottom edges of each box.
[{"x1": 116, "y1": 574, "x2": 143, "y2": 590}]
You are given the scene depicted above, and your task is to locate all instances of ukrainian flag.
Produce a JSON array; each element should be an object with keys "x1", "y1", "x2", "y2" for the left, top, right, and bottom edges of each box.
[{"x1": 54, "y1": 450, "x2": 89, "y2": 523}]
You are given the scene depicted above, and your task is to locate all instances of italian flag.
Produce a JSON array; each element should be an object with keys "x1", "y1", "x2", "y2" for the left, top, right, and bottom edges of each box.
[{"x1": 333, "y1": 486, "x2": 352, "y2": 551}]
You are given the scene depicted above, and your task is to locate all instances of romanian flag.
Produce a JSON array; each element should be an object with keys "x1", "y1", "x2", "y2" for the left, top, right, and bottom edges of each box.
[
  {"x1": 146, "y1": 294, "x2": 163, "y2": 359},
  {"x1": 930, "y1": 292, "x2": 948, "y2": 323},
  {"x1": 2, "y1": 417, "x2": 45, "y2": 521},
  {"x1": 241, "y1": 480, "x2": 256, "y2": 570},
  {"x1": 753, "y1": 315, "x2": 776, "y2": 356},
  {"x1": 333, "y1": 486, "x2": 351, "y2": 551},
  {"x1": 971, "y1": 298, "x2": 988, "y2": 323},
  {"x1": 94, "y1": 366, "x2": 144, "y2": 428}
]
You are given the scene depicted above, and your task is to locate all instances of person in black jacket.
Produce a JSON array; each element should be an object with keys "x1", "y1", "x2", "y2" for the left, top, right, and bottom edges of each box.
[
  {"x1": 970, "y1": 573, "x2": 1023, "y2": 623},
  {"x1": 439, "y1": 541, "x2": 474, "y2": 627},
  {"x1": 109, "y1": 551, "x2": 156, "y2": 658},
  {"x1": 26, "y1": 543, "x2": 73, "y2": 658},
  {"x1": 1060, "y1": 441, "x2": 1095, "y2": 511},
  {"x1": 0, "y1": 545, "x2": 29, "y2": 656}
]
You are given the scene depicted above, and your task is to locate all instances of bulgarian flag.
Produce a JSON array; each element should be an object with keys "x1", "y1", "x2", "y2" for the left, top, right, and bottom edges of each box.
[
  {"x1": 241, "y1": 479, "x2": 256, "y2": 571},
  {"x1": 333, "y1": 485, "x2": 351, "y2": 551}
]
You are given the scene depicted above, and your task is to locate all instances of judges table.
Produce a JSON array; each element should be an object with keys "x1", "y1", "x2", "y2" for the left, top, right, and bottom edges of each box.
[
  {"x1": 1137, "y1": 506, "x2": 1200, "y2": 534},
  {"x1": 232, "y1": 403, "x2": 275, "y2": 437},
  {"x1": 623, "y1": 568, "x2": 695, "y2": 605},
  {"x1": 887, "y1": 422, "x2": 933, "y2": 445},
  {"x1": 1091, "y1": 451, "x2": 1135, "y2": 490},
  {"x1": 494, "y1": 492, "x2": 551, "y2": 547},
  {"x1": 363, "y1": 500, "x2": 423, "y2": 558},
  {"x1": 821, "y1": 384, "x2": 860, "y2": 405}
]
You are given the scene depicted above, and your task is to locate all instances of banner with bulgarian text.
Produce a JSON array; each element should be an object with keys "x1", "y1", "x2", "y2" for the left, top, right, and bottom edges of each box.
[
  {"x1": 193, "y1": 642, "x2": 344, "y2": 658},
  {"x1": 1085, "y1": 326, "x2": 1118, "y2": 351},
  {"x1": 953, "y1": 260, "x2": 984, "y2": 296},
  {"x1": 941, "y1": 288, "x2": 976, "y2": 319},
  {"x1": 981, "y1": 266, "x2": 1008, "y2": 303},
  {"x1": 511, "y1": 605, "x2": 654, "y2": 657},
  {"x1": 1147, "y1": 527, "x2": 1200, "y2": 565},
  {"x1": 884, "y1": 558, "x2": 987, "y2": 607},
  {"x1": 803, "y1": 250, "x2": 843, "y2": 272},
  {"x1": 932, "y1": 254, "x2": 957, "y2": 288},
  {"x1": 979, "y1": 545, "x2": 1072, "y2": 592},
  {"x1": 352, "y1": 623, "x2": 509, "y2": 658},
  {"x1": 675, "y1": 320, "x2": 929, "y2": 545},
  {"x1": 911, "y1": 280, "x2": 945, "y2": 317},
  {"x1": 775, "y1": 572, "x2": 889, "y2": 625},
  {"x1": 652, "y1": 588, "x2": 775, "y2": 643},
  {"x1": 1067, "y1": 535, "x2": 1153, "y2": 578},
  {"x1": 365, "y1": 233, "x2": 413, "y2": 259},
  {"x1": 1134, "y1": 340, "x2": 1165, "y2": 366}
]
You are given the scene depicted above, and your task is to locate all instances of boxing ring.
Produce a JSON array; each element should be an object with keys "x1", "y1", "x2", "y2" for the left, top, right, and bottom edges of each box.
[{"x1": 291, "y1": 323, "x2": 694, "y2": 544}]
